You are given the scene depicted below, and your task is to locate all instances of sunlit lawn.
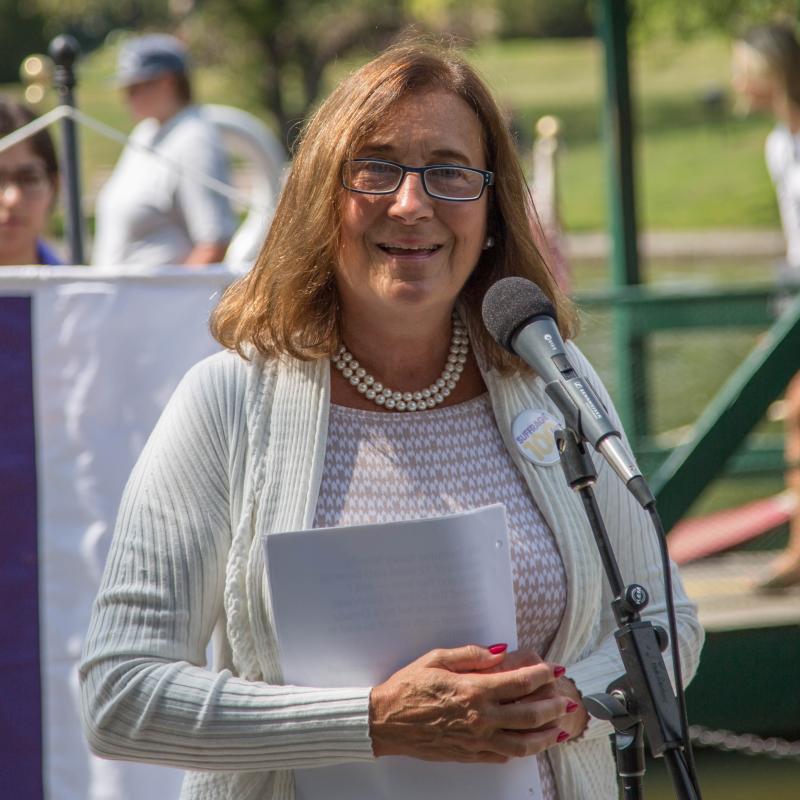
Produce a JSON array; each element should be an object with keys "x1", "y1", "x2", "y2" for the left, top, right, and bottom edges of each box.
[
  {"x1": 645, "y1": 750, "x2": 800, "y2": 799},
  {"x1": 471, "y1": 36, "x2": 777, "y2": 230}
]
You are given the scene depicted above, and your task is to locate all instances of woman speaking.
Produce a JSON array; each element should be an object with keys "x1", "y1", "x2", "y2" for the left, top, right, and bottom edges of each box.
[{"x1": 81, "y1": 41, "x2": 703, "y2": 799}]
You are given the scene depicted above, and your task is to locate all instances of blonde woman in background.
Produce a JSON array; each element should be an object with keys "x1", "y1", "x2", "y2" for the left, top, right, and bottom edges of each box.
[{"x1": 732, "y1": 23, "x2": 800, "y2": 589}]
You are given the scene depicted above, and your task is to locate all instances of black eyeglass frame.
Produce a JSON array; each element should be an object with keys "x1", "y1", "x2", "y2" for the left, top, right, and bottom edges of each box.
[{"x1": 341, "y1": 157, "x2": 494, "y2": 202}]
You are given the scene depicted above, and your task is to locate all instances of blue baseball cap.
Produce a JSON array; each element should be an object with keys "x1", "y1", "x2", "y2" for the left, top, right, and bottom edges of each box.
[{"x1": 115, "y1": 34, "x2": 189, "y2": 88}]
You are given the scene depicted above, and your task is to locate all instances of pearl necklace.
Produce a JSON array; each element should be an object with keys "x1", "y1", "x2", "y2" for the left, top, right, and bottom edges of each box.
[{"x1": 333, "y1": 314, "x2": 469, "y2": 411}]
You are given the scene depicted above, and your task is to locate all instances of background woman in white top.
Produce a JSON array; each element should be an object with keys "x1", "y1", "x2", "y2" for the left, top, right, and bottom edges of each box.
[
  {"x1": 732, "y1": 23, "x2": 800, "y2": 588},
  {"x1": 81, "y1": 40, "x2": 703, "y2": 799}
]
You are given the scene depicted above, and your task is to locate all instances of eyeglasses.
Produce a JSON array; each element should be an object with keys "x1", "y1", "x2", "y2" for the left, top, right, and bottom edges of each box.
[
  {"x1": 0, "y1": 165, "x2": 51, "y2": 198},
  {"x1": 342, "y1": 158, "x2": 494, "y2": 202}
]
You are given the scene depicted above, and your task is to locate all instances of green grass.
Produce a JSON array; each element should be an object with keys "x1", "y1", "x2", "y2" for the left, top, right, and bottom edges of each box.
[
  {"x1": 646, "y1": 750, "x2": 800, "y2": 800},
  {"x1": 468, "y1": 37, "x2": 603, "y2": 112},
  {"x1": 469, "y1": 35, "x2": 778, "y2": 231}
]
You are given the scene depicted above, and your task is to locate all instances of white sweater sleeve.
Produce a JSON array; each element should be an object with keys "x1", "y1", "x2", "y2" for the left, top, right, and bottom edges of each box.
[
  {"x1": 560, "y1": 343, "x2": 705, "y2": 741},
  {"x1": 79, "y1": 352, "x2": 373, "y2": 771}
]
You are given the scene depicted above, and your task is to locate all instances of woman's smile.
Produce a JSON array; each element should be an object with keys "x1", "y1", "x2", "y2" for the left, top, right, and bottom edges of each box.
[{"x1": 375, "y1": 241, "x2": 444, "y2": 259}]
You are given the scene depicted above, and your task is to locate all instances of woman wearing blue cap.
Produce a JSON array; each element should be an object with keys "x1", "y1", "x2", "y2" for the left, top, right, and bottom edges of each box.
[{"x1": 92, "y1": 34, "x2": 237, "y2": 268}]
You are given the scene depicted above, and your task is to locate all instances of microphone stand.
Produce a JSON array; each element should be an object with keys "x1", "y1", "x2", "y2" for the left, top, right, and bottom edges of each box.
[{"x1": 552, "y1": 423, "x2": 701, "y2": 800}]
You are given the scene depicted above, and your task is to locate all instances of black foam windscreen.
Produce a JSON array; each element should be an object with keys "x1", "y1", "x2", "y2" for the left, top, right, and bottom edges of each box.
[{"x1": 481, "y1": 277, "x2": 557, "y2": 352}]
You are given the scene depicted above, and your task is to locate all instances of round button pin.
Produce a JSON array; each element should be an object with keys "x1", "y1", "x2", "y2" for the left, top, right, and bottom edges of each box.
[{"x1": 512, "y1": 409, "x2": 563, "y2": 465}]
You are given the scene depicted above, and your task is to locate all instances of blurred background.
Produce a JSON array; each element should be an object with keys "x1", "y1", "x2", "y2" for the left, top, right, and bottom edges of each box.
[{"x1": 3, "y1": 0, "x2": 800, "y2": 797}]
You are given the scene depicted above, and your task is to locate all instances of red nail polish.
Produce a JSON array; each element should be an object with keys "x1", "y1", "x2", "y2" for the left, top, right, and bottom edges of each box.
[
  {"x1": 566, "y1": 701, "x2": 579, "y2": 713},
  {"x1": 488, "y1": 643, "x2": 508, "y2": 654},
  {"x1": 557, "y1": 730, "x2": 570, "y2": 743},
  {"x1": 553, "y1": 664, "x2": 566, "y2": 678}
]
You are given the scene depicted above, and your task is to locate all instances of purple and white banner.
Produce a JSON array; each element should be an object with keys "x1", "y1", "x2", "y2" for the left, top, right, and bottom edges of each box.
[{"x1": 0, "y1": 266, "x2": 233, "y2": 800}]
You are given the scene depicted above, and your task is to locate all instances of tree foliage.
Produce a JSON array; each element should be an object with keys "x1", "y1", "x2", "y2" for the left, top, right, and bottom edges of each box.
[
  {"x1": 22, "y1": 0, "x2": 599, "y2": 148},
  {"x1": 497, "y1": 0, "x2": 593, "y2": 39},
  {"x1": 188, "y1": 0, "x2": 413, "y2": 149},
  {"x1": 29, "y1": 0, "x2": 172, "y2": 46},
  {"x1": 22, "y1": 0, "x2": 800, "y2": 150},
  {"x1": 630, "y1": 0, "x2": 800, "y2": 38},
  {"x1": 0, "y1": 0, "x2": 51, "y2": 83},
  {"x1": 184, "y1": 0, "x2": 593, "y2": 145}
]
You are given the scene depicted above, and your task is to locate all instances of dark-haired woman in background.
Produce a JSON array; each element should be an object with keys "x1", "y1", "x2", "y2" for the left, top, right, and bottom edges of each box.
[
  {"x1": 0, "y1": 96, "x2": 61, "y2": 266},
  {"x1": 81, "y1": 41, "x2": 703, "y2": 799}
]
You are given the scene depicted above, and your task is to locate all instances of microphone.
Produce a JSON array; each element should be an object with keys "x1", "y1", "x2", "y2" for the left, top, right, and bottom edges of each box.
[{"x1": 482, "y1": 276, "x2": 654, "y2": 508}]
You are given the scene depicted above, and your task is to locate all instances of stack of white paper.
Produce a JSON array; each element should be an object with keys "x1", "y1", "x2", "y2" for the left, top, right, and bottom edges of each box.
[{"x1": 264, "y1": 503, "x2": 543, "y2": 800}]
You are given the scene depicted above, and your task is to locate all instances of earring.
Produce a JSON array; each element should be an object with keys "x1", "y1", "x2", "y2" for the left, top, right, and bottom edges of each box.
[{"x1": 483, "y1": 235, "x2": 495, "y2": 250}]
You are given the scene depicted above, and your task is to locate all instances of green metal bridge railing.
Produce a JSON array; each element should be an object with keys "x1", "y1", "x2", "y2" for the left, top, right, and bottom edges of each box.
[
  {"x1": 650, "y1": 290, "x2": 800, "y2": 530},
  {"x1": 575, "y1": 284, "x2": 800, "y2": 531}
]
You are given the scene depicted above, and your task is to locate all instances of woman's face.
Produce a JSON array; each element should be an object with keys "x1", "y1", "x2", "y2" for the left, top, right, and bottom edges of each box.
[
  {"x1": 0, "y1": 140, "x2": 55, "y2": 265},
  {"x1": 731, "y1": 42, "x2": 780, "y2": 113},
  {"x1": 336, "y1": 89, "x2": 489, "y2": 323}
]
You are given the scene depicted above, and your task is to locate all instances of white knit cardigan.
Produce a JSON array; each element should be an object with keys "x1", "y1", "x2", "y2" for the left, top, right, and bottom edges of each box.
[{"x1": 80, "y1": 344, "x2": 704, "y2": 800}]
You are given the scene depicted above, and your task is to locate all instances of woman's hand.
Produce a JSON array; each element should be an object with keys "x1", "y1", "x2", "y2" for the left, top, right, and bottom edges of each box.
[
  {"x1": 478, "y1": 648, "x2": 590, "y2": 743},
  {"x1": 369, "y1": 645, "x2": 571, "y2": 763}
]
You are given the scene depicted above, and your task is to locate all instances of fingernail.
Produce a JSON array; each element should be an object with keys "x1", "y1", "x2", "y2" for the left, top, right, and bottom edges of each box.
[
  {"x1": 488, "y1": 643, "x2": 508, "y2": 654},
  {"x1": 566, "y1": 701, "x2": 579, "y2": 713},
  {"x1": 553, "y1": 664, "x2": 566, "y2": 678},
  {"x1": 557, "y1": 730, "x2": 570, "y2": 743}
]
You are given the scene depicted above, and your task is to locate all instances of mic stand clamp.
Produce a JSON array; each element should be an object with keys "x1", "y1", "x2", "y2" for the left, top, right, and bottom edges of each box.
[
  {"x1": 582, "y1": 690, "x2": 645, "y2": 800},
  {"x1": 553, "y1": 427, "x2": 700, "y2": 800}
]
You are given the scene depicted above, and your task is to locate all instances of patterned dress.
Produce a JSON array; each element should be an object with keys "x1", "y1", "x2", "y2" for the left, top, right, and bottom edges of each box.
[{"x1": 313, "y1": 394, "x2": 568, "y2": 799}]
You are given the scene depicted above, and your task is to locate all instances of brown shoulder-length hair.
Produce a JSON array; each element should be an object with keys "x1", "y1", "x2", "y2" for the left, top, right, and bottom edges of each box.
[{"x1": 211, "y1": 39, "x2": 577, "y2": 374}]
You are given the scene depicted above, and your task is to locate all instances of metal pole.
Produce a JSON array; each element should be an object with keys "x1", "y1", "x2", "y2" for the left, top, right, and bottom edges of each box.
[
  {"x1": 597, "y1": 0, "x2": 648, "y2": 444},
  {"x1": 48, "y1": 35, "x2": 85, "y2": 265}
]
